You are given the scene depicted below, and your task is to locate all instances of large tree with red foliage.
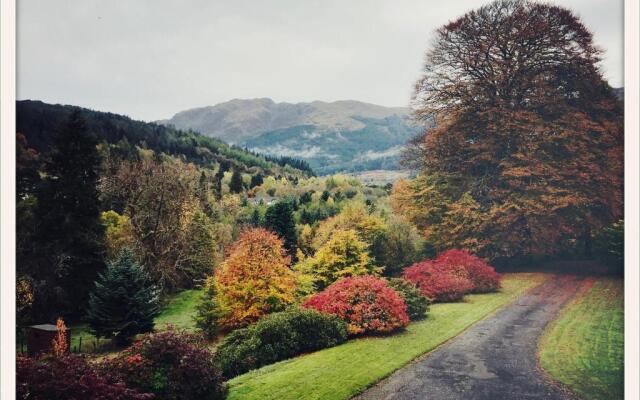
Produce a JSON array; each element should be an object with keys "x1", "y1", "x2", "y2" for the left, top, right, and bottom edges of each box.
[{"x1": 403, "y1": 0, "x2": 623, "y2": 260}]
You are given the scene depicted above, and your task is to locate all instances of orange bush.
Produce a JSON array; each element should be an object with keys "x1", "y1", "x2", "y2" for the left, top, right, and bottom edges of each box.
[
  {"x1": 215, "y1": 228, "x2": 296, "y2": 330},
  {"x1": 51, "y1": 317, "x2": 68, "y2": 358}
]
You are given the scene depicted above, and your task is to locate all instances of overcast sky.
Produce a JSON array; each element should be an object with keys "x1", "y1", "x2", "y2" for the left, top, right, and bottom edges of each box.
[{"x1": 17, "y1": 0, "x2": 623, "y2": 121}]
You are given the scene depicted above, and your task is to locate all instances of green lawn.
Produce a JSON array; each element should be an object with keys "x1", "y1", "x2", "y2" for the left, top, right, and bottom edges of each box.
[
  {"x1": 154, "y1": 289, "x2": 203, "y2": 330},
  {"x1": 539, "y1": 277, "x2": 624, "y2": 400},
  {"x1": 227, "y1": 273, "x2": 548, "y2": 400},
  {"x1": 63, "y1": 288, "x2": 203, "y2": 353}
]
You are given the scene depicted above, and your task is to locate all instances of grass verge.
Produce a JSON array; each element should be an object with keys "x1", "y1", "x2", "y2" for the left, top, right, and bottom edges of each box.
[
  {"x1": 227, "y1": 272, "x2": 548, "y2": 400},
  {"x1": 60, "y1": 288, "x2": 203, "y2": 353},
  {"x1": 539, "y1": 277, "x2": 624, "y2": 400}
]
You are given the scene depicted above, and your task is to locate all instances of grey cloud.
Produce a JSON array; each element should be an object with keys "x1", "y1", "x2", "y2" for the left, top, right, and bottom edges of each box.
[{"x1": 17, "y1": 0, "x2": 623, "y2": 121}]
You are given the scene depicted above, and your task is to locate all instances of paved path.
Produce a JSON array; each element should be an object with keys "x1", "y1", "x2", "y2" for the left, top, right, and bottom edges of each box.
[{"x1": 355, "y1": 276, "x2": 583, "y2": 400}]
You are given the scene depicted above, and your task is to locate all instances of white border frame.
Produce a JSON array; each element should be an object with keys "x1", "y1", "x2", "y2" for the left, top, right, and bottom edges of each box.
[
  {"x1": 0, "y1": 1, "x2": 638, "y2": 399},
  {"x1": 1, "y1": 0, "x2": 17, "y2": 397},
  {"x1": 623, "y1": 1, "x2": 639, "y2": 399}
]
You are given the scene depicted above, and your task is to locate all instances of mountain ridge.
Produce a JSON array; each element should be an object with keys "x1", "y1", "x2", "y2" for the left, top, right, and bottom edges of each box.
[
  {"x1": 160, "y1": 98, "x2": 419, "y2": 174},
  {"x1": 160, "y1": 98, "x2": 411, "y2": 142}
]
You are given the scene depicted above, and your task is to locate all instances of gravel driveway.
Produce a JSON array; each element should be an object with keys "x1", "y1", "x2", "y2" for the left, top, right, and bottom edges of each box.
[{"x1": 355, "y1": 276, "x2": 583, "y2": 400}]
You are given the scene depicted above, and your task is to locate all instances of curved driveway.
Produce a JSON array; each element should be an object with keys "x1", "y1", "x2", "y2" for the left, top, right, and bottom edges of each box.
[{"x1": 355, "y1": 276, "x2": 583, "y2": 400}]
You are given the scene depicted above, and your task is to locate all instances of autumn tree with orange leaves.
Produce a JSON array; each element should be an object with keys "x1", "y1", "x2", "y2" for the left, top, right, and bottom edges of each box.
[
  {"x1": 214, "y1": 228, "x2": 296, "y2": 330},
  {"x1": 400, "y1": 0, "x2": 623, "y2": 260}
]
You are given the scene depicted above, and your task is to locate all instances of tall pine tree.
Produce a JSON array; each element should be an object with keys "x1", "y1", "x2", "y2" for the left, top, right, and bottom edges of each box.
[{"x1": 33, "y1": 111, "x2": 105, "y2": 318}]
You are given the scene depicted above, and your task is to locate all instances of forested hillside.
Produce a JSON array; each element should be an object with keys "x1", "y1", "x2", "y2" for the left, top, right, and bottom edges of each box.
[{"x1": 17, "y1": 100, "x2": 314, "y2": 176}]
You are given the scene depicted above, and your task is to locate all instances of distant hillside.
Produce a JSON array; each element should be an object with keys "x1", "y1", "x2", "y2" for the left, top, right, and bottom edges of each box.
[
  {"x1": 160, "y1": 99, "x2": 420, "y2": 175},
  {"x1": 17, "y1": 100, "x2": 314, "y2": 177}
]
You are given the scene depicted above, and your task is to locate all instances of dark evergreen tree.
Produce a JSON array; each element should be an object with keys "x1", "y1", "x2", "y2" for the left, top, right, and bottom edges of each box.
[
  {"x1": 250, "y1": 173, "x2": 264, "y2": 189},
  {"x1": 250, "y1": 208, "x2": 262, "y2": 227},
  {"x1": 86, "y1": 249, "x2": 160, "y2": 345},
  {"x1": 198, "y1": 170, "x2": 208, "y2": 194},
  {"x1": 33, "y1": 111, "x2": 105, "y2": 318},
  {"x1": 264, "y1": 201, "x2": 298, "y2": 258},
  {"x1": 299, "y1": 191, "x2": 313, "y2": 204},
  {"x1": 300, "y1": 208, "x2": 313, "y2": 225},
  {"x1": 213, "y1": 175, "x2": 223, "y2": 200},
  {"x1": 16, "y1": 132, "x2": 41, "y2": 201},
  {"x1": 214, "y1": 160, "x2": 230, "y2": 200},
  {"x1": 229, "y1": 169, "x2": 244, "y2": 194},
  {"x1": 197, "y1": 170, "x2": 211, "y2": 212},
  {"x1": 321, "y1": 190, "x2": 331, "y2": 201}
]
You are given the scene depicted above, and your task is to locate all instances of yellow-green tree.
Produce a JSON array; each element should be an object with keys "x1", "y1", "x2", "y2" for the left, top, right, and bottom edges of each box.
[
  {"x1": 429, "y1": 193, "x2": 486, "y2": 255},
  {"x1": 313, "y1": 201, "x2": 386, "y2": 251},
  {"x1": 295, "y1": 229, "x2": 380, "y2": 291},
  {"x1": 100, "y1": 210, "x2": 135, "y2": 260},
  {"x1": 390, "y1": 176, "x2": 450, "y2": 233},
  {"x1": 182, "y1": 209, "x2": 220, "y2": 282}
]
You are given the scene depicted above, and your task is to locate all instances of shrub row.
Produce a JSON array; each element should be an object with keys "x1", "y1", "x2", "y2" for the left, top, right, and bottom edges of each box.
[
  {"x1": 104, "y1": 329, "x2": 227, "y2": 400},
  {"x1": 215, "y1": 308, "x2": 347, "y2": 378},
  {"x1": 18, "y1": 329, "x2": 228, "y2": 400},
  {"x1": 17, "y1": 354, "x2": 154, "y2": 400},
  {"x1": 403, "y1": 249, "x2": 500, "y2": 302}
]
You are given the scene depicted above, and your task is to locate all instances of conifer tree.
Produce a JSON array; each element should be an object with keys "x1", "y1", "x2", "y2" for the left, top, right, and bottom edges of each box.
[
  {"x1": 213, "y1": 160, "x2": 230, "y2": 200},
  {"x1": 86, "y1": 249, "x2": 160, "y2": 345},
  {"x1": 34, "y1": 111, "x2": 105, "y2": 317},
  {"x1": 194, "y1": 276, "x2": 219, "y2": 339},
  {"x1": 250, "y1": 208, "x2": 262, "y2": 227},
  {"x1": 229, "y1": 169, "x2": 244, "y2": 194},
  {"x1": 264, "y1": 201, "x2": 298, "y2": 257},
  {"x1": 183, "y1": 209, "x2": 218, "y2": 282},
  {"x1": 250, "y1": 173, "x2": 264, "y2": 189}
]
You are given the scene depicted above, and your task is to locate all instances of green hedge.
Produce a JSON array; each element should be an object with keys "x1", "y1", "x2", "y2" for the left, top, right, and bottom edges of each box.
[
  {"x1": 215, "y1": 308, "x2": 347, "y2": 378},
  {"x1": 387, "y1": 278, "x2": 430, "y2": 321}
]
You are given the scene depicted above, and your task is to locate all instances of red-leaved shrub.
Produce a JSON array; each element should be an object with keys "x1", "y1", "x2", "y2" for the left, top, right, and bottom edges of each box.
[
  {"x1": 17, "y1": 354, "x2": 153, "y2": 400},
  {"x1": 435, "y1": 250, "x2": 500, "y2": 293},
  {"x1": 402, "y1": 260, "x2": 474, "y2": 302},
  {"x1": 302, "y1": 276, "x2": 409, "y2": 335},
  {"x1": 403, "y1": 250, "x2": 500, "y2": 302},
  {"x1": 102, "y1": 328, "x2": 227, "y2": 400}
]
